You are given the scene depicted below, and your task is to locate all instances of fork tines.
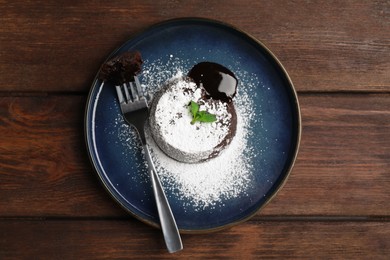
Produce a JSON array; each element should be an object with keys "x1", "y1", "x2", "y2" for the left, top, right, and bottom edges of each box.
[{"x1": 115, "y1": 76, "x2": 144, "y2": 104}]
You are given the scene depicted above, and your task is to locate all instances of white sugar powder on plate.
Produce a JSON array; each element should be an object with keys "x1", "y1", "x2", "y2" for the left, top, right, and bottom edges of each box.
[
  {"x1": 115, "y1": 57, "x2": 258, "y2": 211},
  {"x1": 146, "y1": 103, "x2": 253, "y2": 210}
]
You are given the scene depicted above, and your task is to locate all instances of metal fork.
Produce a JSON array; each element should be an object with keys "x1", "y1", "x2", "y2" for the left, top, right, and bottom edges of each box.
[{"x1": 115, "y1": 76, "x2": 183, "y2": 253}]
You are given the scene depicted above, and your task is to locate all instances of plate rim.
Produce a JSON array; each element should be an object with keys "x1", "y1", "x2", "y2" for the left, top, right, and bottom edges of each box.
[{"x1": 84, "y1": 17, "x2": 302, "y2": 233}]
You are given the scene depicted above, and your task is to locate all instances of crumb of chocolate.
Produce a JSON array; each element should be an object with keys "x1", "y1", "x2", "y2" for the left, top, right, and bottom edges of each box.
[{"x1": 99, "y1": 51, "x2": 143, "y2": 85}]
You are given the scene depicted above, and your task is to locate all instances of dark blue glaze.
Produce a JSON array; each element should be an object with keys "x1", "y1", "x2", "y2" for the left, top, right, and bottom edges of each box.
[{"x1": 85, "y1": 18, "x2": 300, "y2": 232}]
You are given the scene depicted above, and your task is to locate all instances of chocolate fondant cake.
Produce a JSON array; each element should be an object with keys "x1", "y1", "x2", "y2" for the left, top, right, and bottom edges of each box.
[{"x1": 149, "y1": 62, "x2": 238, "y2": 163}]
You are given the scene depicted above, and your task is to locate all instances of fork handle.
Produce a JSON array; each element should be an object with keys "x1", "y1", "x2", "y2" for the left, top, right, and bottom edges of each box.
[{"x1": 143, "y1": 144, "x2": 183, "y2": 253}]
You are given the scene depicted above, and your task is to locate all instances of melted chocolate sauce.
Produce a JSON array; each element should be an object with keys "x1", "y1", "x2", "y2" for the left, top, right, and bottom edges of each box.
[{"x1": 188, "y1": 62, "x2": 237, "y2": 102}]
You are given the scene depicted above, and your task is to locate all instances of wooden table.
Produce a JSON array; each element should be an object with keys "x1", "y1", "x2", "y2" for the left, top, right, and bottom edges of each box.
[{"x1": 1, "y1": 1, "x2": 389, "y2": 258}]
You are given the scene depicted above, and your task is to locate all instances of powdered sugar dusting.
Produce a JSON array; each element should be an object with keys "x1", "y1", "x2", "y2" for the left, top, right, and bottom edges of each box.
[
  {"x1": 147, "y1": 105, "x2": 253, "y2": 210},
  {"x1": 114, "y1": 55, "x2": 258, "y2": 211}
]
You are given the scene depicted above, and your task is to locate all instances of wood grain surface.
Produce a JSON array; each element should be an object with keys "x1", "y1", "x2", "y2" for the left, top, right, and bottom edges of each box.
[
  {"x1": 0, "y1": 0, "x2": 389, "y2": 92},
  {"x1": 0, "y1": 219, "x2": 388, "y2": 259},
  {"x1": 0, "y1": 0, "x2": 389, "y2": 258}
]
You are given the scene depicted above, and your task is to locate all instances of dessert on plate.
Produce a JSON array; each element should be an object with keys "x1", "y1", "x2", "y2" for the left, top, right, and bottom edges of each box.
[
  {"x1": 98, "y1": 51, "x2": 239, "y2": 164},
  {"x1": 149, "y1": 62, "x2": 238, "y2": 163}
]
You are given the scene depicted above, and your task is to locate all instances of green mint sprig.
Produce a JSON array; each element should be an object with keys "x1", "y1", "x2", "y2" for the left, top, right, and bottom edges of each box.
[{"x1": 189, "y1": 100, "x2": 217, "y2": 125}]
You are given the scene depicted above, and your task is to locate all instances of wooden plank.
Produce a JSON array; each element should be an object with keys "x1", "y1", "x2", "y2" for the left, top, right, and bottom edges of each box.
[
  {"x1": 0, "y1": 94, "x2": 388, "y2": 217},
  {"x1": 0, "y1": 1, "x2": 388, "y2": 92},
  {"x1": 262, "y1": 93, "x2": 390, "y2": 216},
  {"x1": 0, "y1": 219, "x2": 388, "y2": 259},
  {"x1": 0, "y1": 95, "x2": 125, "y2": 217}
]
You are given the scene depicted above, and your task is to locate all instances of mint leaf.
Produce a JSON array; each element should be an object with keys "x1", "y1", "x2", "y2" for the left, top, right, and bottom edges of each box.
[
  {"x1": 189, "y1": 101, "x2": 199, "y2": 118},
  {"x1": 188, "y1": 100, "x2": 217, "y2": 124},
  {"x1": 197, "y1": 111, "x2": 217, "y2": 123},
  {"x1": 190, "y1": 114, "x2": 200, "y2": 125}
]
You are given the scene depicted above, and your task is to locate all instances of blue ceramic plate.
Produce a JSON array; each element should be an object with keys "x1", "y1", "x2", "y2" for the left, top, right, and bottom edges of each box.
[{"x1": 85, "y1": 18, "x2": 301, "y2": 232}]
